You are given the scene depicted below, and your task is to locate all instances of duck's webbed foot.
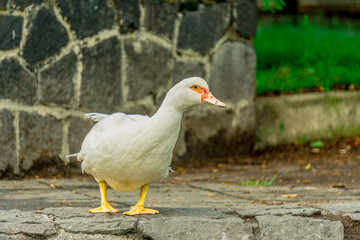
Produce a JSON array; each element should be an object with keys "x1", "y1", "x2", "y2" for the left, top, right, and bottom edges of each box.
[
  {"x1": 89, "y1": 202, "x2": 119, "y2": 213},
  {"x1": 89, "y1": 180, "x2": 119, "y2": 213},
  {"x1": 123, "y1": 184, "x2": 159, "y2": 216},
  {"x1": 123, "y1": 205, "x2": 158, "y2": 216}
]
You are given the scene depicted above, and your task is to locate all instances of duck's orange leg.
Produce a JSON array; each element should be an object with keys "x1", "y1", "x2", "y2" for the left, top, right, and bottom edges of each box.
[
  {"x1": 123, "y1": 184, "x2": 159, "y2": 216},
  {"x1": 88, "y1": 180, "x2": 119, "y2": 213}
]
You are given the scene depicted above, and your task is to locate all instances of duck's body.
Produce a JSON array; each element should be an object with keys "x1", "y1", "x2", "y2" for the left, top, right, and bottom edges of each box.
[
  {"x1": 80, "y1": 110, "x2": 182, "y2": 192},
  {"x1": 69, "y1": 77, "x2": 226, "y2": 215}
]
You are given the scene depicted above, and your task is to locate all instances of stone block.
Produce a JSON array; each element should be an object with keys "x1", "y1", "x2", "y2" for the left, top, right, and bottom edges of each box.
[
  {"x1": 234, "y1": 205, "x2": 321, "y2": 217},
  {"x1": 80, "y1": 37, "x2": 122, "y2": 112},
  {"x1": 257, "y1": 215, "x2": 344, "y2": 240},
  {"x1": 55, "y1": 217, "x2": 135, "y2": 235},
  {"x1": 209, "y1": 41, "x2": 256, "y2": 101},
  {"x1": 39, "y1": 51, "x2": 77, "y2": 105},
  {"x1": 115, "y1": 0, "x2": 140, "y2": 33},
  {"x1": 0, "y1": 0, "x2": 7, "y2": 8},
  {"x1": 140, "y1": 216, "x2": 254, "y2": 240},
  {"x1": 0, "y1": 110, "x2": 16, "y2": 176},
  {"x1": 9, "y1": 0, "x2": 42, "y2": 10},
  {"x1": 177, "y1": 3, "x2": 230, "y2": 55},
  {"x1": 68, "y1": 117, "x2": 94, "y2": 155},
  {"x1": 345, "y1": 213, "x2": 360, "y2": 221},
  {"x1": 58, "y1": 0, "x2": 115, "y2": 39},
  {"x1": 232, "y1": 0, "x2": 257, "y2": 39},
  {"x1": 0, "y1": 234, "x2": 23, "y2": 240},
  {"x1": 0, "y1": 209, "x2": 56, "y2": 237},
  {"x1": 38, "y1": 208, "x2": 136, "y2": 235},
  {"x1": 19, "y1": 112, "x2": 63, "y2": 171},
  {"x1": 0, "y1": 15, "x2": 23, "y2": 49},
  {"x1": 23, "y1": 6, "x2": 69, "y2": 66},
  {"x1": 125, "y1": 38, "x2": 172, "y2": 101},
  {"x1": 320, "y1": 202, "x2": 360, "y2": 215},
  {"x1": 38, "y1": 207, "x2": 97, "y2": 220},
  {"x1": 144, "y1": 0, "x2": 177, "y2": 40},
  {"x1": 0, "y1": 57, "x2": 36, "y2": 104},
  {"x1": 173, "y1": 59, "x2": 206, "y2": 84}
]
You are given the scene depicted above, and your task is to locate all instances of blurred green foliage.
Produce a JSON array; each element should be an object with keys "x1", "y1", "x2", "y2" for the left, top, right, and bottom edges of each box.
[
  {"x1": 256, "y1": 16, "x2": 360, "y2": 95},
  {"x1": 310, "y1": 140, "x2": 324, "y2": 148},
  {"x1": 262, "y1": 0, "x2": 286, "y2": 12}
]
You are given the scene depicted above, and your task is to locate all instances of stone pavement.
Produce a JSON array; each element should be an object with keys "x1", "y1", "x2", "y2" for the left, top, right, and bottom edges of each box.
[{"x1": 0, "y1": 178, "x2": 360, "y2": 239}]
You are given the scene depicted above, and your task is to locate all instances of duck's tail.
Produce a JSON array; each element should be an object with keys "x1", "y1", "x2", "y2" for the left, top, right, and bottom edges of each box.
[
  {"x1": 84, "y1": 113, "x2": 109, "y2": 122},
  {"x1": 65, "y1": 153, "x2": 78, "y2": 158},
  {"x1": 66, "y1": 153, "x2": 85, "y2": 174},
  {"x1": 66, "y1": 152, "x2": 85, "y2": 162}
]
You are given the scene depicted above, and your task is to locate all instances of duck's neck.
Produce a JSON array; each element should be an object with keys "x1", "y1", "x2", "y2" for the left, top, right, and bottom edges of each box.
[
  {"x1": 158, "y1": 89, "x2": 190, "y2": 114},
  {"x1": 149, "y1": 103, "x2": 184, "y2": 147},
  {"x1": 149, "y1": 88, "x2": 193, "y2": 143},
  {"x1": 152, "y1": 106, "x2": 183, "y2": 132}
]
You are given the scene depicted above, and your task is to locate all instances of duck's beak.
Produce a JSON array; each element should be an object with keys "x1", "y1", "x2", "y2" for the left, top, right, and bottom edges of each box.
[{"x1": 201, "y1": 88, "x2": 226, "y2": 108}]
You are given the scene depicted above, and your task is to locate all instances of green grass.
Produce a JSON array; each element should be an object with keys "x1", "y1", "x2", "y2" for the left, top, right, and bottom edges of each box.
[
  {"x1": 255, "y1": 16, "x2": 360, "y2": 95},
  {"x1": 238, "y1": 172, "x2": 280, "y2": 187}
]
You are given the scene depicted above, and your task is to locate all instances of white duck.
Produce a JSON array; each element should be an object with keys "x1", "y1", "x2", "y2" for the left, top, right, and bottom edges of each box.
[{"x1": 67, "y1": 77, "x2": 226, "y2": 215}]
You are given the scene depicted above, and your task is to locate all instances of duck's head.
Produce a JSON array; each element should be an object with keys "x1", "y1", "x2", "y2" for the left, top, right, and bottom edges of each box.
[{"x1": 161, "y1": 77, "x2": 226, "y2": 112}]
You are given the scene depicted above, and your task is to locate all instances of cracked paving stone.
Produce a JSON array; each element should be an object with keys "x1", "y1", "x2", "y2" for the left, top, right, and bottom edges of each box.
[
  {"x1": 1, "y1": 179, "x2": 360, "y2": 239},
  {"x1": 139, "y1": 216, "x2": 254, "y2": 240},
  {"x1": 319, "y1": 202, "x2": 360, "y2": 221},
  {"x1": 0, "y1": 180, "x2": 96, "y2": 211},
  {"x1": 232, "y1": 205, "x2": 321, "y2": 217},
  {"x1": 49, "y1": 230, "x2": 140, "y2": 240},
  {"x1": 141, "y1": 207, "x2": 225, "y2": 220},
  {"x1": 0, "y1": 234, "x2": 26, "y2": 240},
  {"x1": 55, "y1": 217, "x2": 136, "y2": 235},
  {"x1": 38, "y1": 207, "x2": 136, "y2": 235},
  {"x1": 344, "y1": 213, "x2": 360, "y2": 221},
  {"x1": 35, "y1": 207, "x2": 98, "y2": 219},
  {"x1": 319, "y1": 202, "x2": 360, "y2": 215},
  {"x1": 257, "y1": 215, "x2": 344, "y2": 240},
  {"x1": 0, "y1": 209, "x2": 56, "y2": 238}
]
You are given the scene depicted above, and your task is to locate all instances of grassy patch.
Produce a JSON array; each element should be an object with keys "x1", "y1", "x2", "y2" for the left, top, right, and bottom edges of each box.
[
  {"x1": 238, "y1": 172, "x2": 283, "y2": 187},
  {"x1": 256, "y1": 16, "x2": 360, "y2": 95}
]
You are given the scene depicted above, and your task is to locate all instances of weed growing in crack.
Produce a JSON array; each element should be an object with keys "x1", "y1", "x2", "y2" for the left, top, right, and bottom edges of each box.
[{"x1": 238, "y1": 171, "x2": 287, "y2": 187}]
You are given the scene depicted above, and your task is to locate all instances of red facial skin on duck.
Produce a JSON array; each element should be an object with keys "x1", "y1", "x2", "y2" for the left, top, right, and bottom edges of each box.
[
  {"x1": 189, "y1": 85, "x2": 226, "y2": 108},
  {"x1": 201, "y1": 88, "x2": 226, "y2": 108},
  {"x1": 201, "y1": 88, "x2": 210, "y2": 101}
]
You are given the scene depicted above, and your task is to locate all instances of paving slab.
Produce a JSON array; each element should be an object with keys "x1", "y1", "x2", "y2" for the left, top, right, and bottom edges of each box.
[
  {"x1": 0, "y1": 209, "x2": 56, "y2": 238},
  {"x1": 140, "y1": 216, "x2": 253, "y2": 240},
  {"x1": 0, "y1": 178, "x2": 359, "y2": 239},
  {"x1": 257, "y1": 215, "x2": 344, "y2": 240},
  {"x1": 230, "y1": 205, "x2": 321, "y2": 217}
]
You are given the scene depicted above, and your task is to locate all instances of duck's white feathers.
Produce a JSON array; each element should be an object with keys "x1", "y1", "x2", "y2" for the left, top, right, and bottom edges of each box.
[
  {"x1": 84, "y1": 113, "x2": 109, "y2": 122},
  {"x1": 78, "y1": 111, "x2": 182, "y2": 192},
  {"x1": 77, "y1": 112, "x2": 150, "y2": 161},
  {"x1": 73, "y1": 77, "x2": 212, "y2": 192}
]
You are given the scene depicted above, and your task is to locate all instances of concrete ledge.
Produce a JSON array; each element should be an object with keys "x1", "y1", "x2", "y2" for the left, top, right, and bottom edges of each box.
[{"x1": 255, "y1": 91, "x2": 360, "y2": 150}]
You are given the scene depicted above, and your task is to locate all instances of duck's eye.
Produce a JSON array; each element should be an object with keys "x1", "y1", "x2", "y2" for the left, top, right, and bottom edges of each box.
[{"x1": 190, "y1": 85, "x2": 203, "y2": 93}]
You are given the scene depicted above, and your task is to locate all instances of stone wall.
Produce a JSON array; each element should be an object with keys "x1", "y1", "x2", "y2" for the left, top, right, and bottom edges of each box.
[{"x1": 0, "y1": 0, "x2": 257, "y2": 177}]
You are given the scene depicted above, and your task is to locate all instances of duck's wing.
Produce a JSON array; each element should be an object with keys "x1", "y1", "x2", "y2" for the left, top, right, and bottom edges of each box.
[
  {"x1": 84, "y1": 112, "x2": 149, "y2": 124},
  {"x1": 84, "y1": 113, "x2": 109, "y2": 122},
  {"x1": 70, "y1": 112, "x2": 150, "y2": 161}
]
